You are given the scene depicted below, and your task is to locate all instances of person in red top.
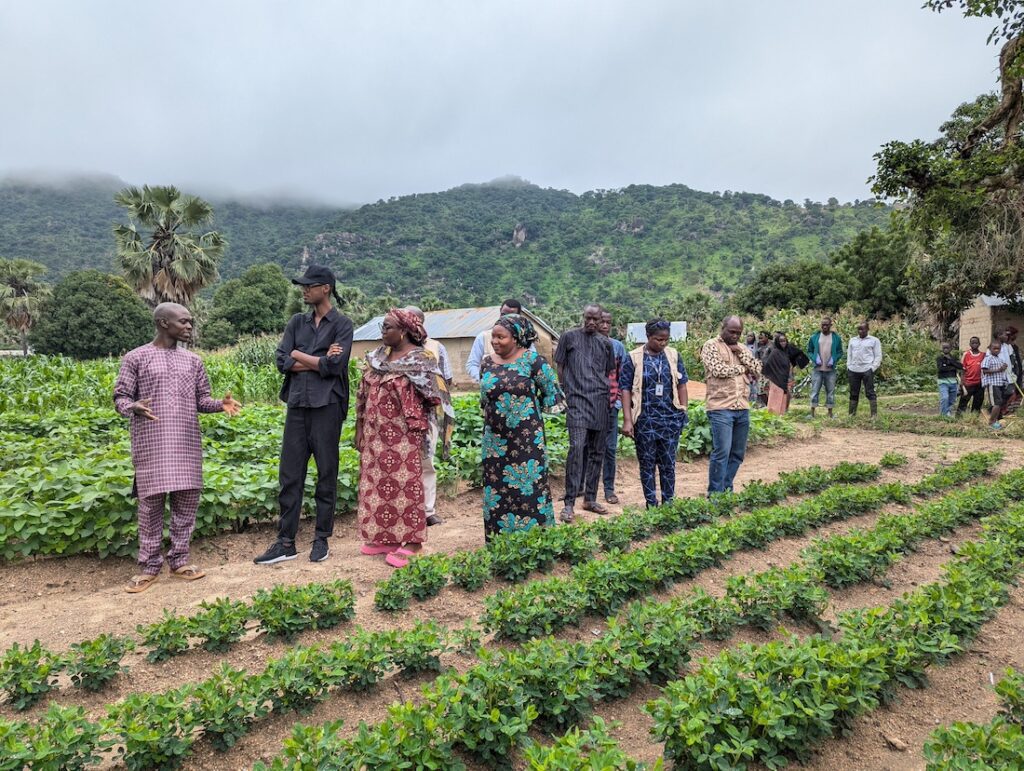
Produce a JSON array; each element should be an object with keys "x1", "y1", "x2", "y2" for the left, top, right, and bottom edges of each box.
[{"x1": 957, "y1": 336, "x2": 985, "y2": 416}]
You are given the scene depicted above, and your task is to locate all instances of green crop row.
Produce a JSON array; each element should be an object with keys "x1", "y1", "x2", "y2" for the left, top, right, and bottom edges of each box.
[
  {"x1": 479, "y1": 453, "x2": 1000, "y2": 641},
  {"x1": 0, "y1": 580, "x2": 354, "y2": 710},
  {"x1": 923, "y1": 668, "x2": 1024, "y2": 769},
  {"x1": 0, "y1": 619, "x2": 472, "y2": 771},
  {"x1": 373, "y1": 461, "x2": 883, "y2": 611},
  {"x1": 252, "y1": 463, "x2": 1013, "y2": 770},
  {"x1": 646, "y1": 500, "x2": 1024, "y2": 770}
]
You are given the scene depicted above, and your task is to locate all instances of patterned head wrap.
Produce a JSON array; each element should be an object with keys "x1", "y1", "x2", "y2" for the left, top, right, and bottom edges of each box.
[
  {"x1": 645, "y1": 319, "x2": 671, "y2": 337},
  {"x1": 387, "y1": 308, "x2": 428, "y2": 346},
  {"x1": 495, "y1": 313, "x2": 538, "y2": 349}
]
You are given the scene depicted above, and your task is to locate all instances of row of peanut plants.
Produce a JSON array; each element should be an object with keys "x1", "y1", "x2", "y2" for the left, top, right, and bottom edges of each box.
[
  {"x1": 0, "y1": 619, "x2": 476, "y2": 771},
  {"x1": 250, "y1": 461, "x2": 1022, "y2": 770},
  {"x1": 924, "y1": 668, "x2": 1024, "y2": 769},
  {"x1": 0, "y1": 456, "x2": 999, "y2": 769},
  {"x1": 645, "y1": 500, "x2": 1024, "y2": 769},
  {"x1": 374, "y1": 460, "x2": 887, "y2": 610},
  {"x1": 478, "y1": 452, "x2": 1000, "y2": 641},
  {"x1": 0, "y1": 580, "x2": 355, "y2": 712}
]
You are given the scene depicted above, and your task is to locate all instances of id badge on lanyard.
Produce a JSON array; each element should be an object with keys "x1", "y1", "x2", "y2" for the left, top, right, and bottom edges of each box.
[{"x1": 655, "y1": 383, "x2": 664, "y2": 397}]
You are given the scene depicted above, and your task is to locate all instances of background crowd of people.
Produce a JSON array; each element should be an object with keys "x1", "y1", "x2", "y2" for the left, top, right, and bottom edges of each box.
[{"x1": 112, "y1": 265, "x2": 1024, "y2": 591}]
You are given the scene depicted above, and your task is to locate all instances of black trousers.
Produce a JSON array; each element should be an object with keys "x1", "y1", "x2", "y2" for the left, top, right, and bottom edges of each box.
[
  {"x1": 277, "y1": 403, "x2": 341, "y2": 545},
  {"x1": 564, "y1": 422, "x2": 608, "y2": 505},
  {"x1": 848, "y1": 370, "x2": 876, "y2": 403},
  {"x1": 957, "y1": 383, "x2": 984, "y2": 414}
]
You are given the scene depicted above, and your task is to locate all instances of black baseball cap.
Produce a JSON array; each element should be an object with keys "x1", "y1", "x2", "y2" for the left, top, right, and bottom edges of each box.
[{"x1": 291, "y1": 265, "x2": 336, "y2": 286}]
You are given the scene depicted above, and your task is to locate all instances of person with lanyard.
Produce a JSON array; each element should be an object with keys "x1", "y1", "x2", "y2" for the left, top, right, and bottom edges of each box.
[
  {"x1": 466, "y1": 299, "x2": 531, "y2": 382},
  {"x1": 982, "y1": 338, "x2": 1013, "y2": 430},
  {"x1": 254, "y1": 266, "x2": 353, "y2": 566},
  {"x1": 620, "y1": 319, "x2": 689, "y2": 508},
  {"x1": 700, "y1": 316, "x2": 762, "y2": 495},
  {"x1": 479, "y1": 314, "x2": 564, "y2": 540},
  {"x1": 761, "y1": 332, "x2": 795, "y2": 416},
  {"x1": 936, "y1": 341, "x2": 964, "y2": 418},
  {"x1": 598, "y1": 309, "x2": 627, "y2": 504},
  {"x1": 554, "y1": 304, "x2": 616, "y2": 523},
  {"x1": 115, "y1": 303, "x2": 241, "y2": 593},
  {"x1": 846, "y1": 321, "x2": 882, "y2": 417},
  {"x1": 957, "y1": 336, "x2": 986, "y2": 416},
  {"x1": 806, "y1": 316, "x2": 843, "y2": 419},
  {"x1": 355, "y1": 309, "x2": 449, "y2": 568},
  {"x1": 405, "y1": 305, "x2": 455, "y2": 527}
]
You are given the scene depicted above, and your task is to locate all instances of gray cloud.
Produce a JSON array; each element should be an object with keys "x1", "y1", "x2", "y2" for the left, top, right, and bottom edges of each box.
[{"x1": 0, "y1": 0, "x2": 999, "y2": 204}]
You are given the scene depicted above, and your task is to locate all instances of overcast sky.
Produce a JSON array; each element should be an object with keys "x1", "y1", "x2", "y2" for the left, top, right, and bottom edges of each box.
[{"x1": 0, "y1": 1, "x2": 999, "y2": 205}]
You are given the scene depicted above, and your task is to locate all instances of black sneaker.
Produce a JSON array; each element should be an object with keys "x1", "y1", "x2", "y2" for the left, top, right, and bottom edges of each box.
[
  {"x1": 426, "y1": 514, "x2": 443, "y2": 527},
  {"x1": 253, "y1": 542, "x2": 297, "y2": 565},
  {"x1": 309, "y1": 539, "x2": 330, "y2": 563}
]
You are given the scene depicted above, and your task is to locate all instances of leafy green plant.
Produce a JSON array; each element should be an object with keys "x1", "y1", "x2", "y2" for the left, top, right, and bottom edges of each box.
[
  {"x1": 996, "y1": 668, "x2": 1024, "y2": 725},
  {"x1": 138, "y1": 611, "x2": 192, "y2": 663},
  {"x1": 188, "y1": 598, "x2": 251, "y2": 652},
  {"x1": 66, "y1": 634, "x2": 134, "y2": 691},
  {"x1": 448, "y1": 549, "x2": 492, "y2": 591},
  {"x1": 523, "y1": 717, "x2": 660, "y2": 770},
  {"x1": 0, "y1": 640, "x2": 63, "y2": 710},
  {"x1": 879, "y1": 451, "x2": 908, "y2": 468},
  {"x1": 389, "y1": 620, "x2": 452, "y2": 675},
  {"x1": 725, "y1": 565, "x2": 829, "y2": 630},
  {"x1": 261, "y1": 646, "x2": 336, "y2": 714},
  {"x1": 253, "y1": 720, "x2": 347, "y2": 771},
  {"x1": 326, "y1": 631, "x2": 393, "y2": 692},
  {"x1": 107, "y1": 689, "x2": 196, "y2": 771},
  {"x1": 0, "y1": 704, "x2": 110, "y2": 771},
  {"x1": 189, "y1": 663, "x2": 269, "y2": 752}
]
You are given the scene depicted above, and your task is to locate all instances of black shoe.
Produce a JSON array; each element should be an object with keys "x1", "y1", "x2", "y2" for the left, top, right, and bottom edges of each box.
[
  {"x1": 309, "y1": 539, "x2": 330, "y2": 563},
  {"x1": 253, "y1": 542, "x2": 297, "y2": 565},
  {"x1": 426, "y1": 514, "x2": 443, "y2": 527}
]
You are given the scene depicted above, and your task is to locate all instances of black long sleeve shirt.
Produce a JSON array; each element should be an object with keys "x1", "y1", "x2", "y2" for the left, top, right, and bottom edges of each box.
[
  {"x1": 936, "y1": 354, "x2": 963, "y2": 380},
  {"x1": 276, "y1": 308, "x2": 354, "y2": 417}
]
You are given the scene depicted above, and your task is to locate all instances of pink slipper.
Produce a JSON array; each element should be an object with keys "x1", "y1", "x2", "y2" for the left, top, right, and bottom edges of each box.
[
  {"x1": 361, "y1": 543, "x2": 399, "y2": 556},
  {"x1": 385, "y1": 548, "x2": 416, "y2": 568}
]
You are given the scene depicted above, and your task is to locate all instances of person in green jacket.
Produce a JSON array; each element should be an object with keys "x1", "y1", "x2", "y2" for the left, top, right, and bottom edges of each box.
[{"x1": 806, "y1": 317, "x2": 844, "y2": 419}]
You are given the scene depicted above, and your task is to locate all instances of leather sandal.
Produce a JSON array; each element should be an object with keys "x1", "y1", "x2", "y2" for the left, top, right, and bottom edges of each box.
[
  {"x1": 125, "y1": 573, "x2": 159, "y2": 593},
  {"x1": 170, "y1": 564, "x2": 206, "y2": 581},
  {"x1": 605, "y1": 493, "x2": 620, "y2": 505},
  {"x1": 582, "y1": 501, "x2": 609, "y2": 516}
]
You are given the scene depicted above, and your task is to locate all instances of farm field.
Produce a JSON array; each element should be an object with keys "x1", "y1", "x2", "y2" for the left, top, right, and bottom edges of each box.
[{"x1": 3, "y1": 418, "x2": 1024, "y2": 770}]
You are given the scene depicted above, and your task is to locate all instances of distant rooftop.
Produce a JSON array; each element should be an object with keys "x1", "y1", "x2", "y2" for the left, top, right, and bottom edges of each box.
[
  {"x1": 980, "y1": 294, "x2": 1024, "y2": 307},
  {"x1": 353, "y1": 306, "x2": 559, "y2": 342}
]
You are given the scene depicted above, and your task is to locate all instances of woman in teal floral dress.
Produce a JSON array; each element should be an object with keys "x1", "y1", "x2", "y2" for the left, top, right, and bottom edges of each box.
[{"x1": 480, "y1": 314, "x2": 564, "y2": 540}]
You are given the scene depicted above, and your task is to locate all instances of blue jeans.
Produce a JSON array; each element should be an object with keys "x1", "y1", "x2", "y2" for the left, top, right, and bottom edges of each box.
[
  {"x1": 707, "y1": 409, "x2": 750, "y2": 494},
  {"x1": 602, "y1": 407, "x2": 619, "y2": 495},
  {"x1": 938, "y1": 381, "x2": 958, "y2": 417},
  {"x1": 810, "y1": 369, "x2": 837, "y2": 408}
]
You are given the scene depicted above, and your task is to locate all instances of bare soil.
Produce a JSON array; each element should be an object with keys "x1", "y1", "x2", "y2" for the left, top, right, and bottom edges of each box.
[{"x1": 2, "y1": 426, "x2": 1023, "y2": 770}]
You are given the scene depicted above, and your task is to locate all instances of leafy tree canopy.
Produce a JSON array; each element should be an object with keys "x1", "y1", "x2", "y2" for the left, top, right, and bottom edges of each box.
[
  {"x1": 0, "y1": 257, "x2": 49, "y2": 354},
  {"x1": 201, "y1": 263, "x2": 292, "y2": 348},
  {"x1": 31, "y1": 270, "x2": 151, "y2": 359},
  {"x1": 734, "y1": 259, "x2": 859, "y2": 318}
]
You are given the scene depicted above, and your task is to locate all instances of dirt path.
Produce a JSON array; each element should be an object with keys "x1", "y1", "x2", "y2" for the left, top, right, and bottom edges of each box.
[{"x1": 1, "y1": 427, "x2": 1022, "y2": 769}]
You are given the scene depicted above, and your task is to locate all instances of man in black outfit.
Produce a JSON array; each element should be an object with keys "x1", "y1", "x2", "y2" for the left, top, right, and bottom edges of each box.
[
  {"x1": 555, "y1": 303, "x2": 615, "y2": 523},
  {"x1": 254, "y1": 265, "x2": 353, "y2": 565}
]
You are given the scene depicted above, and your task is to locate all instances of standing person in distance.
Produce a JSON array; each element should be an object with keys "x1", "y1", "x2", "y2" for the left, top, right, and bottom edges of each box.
[
  {"x1": 356, "y1": 309, "x2": 446, "y2": 568},
  {"x1": 598, "y1": 309, "x2": 627, "y2": 505},
  {"x1": 620, "y1": 319, "x2": 689, "y2": 508},
  {"x1": 555, "y1": 304, "x2": 616, "y2": 522},
  {"x1": 466, "y1": 299, "x2": 531, "y2": 382},
  {"x1": 405, "y1": 306, "x2": 455, "y2": 527},
  {"x1": 254, "y1": 266, "x2": 353, "y2": 566},
  {"x1": 115, "y1": 303, "x2": 241, "y2": 593},
  {"x1": 982, "y1": 338, "x2": 1013, "y2": 430},
  {"x1": 936, "y1": 341, "x2": 964, "y2": 418},
  {"x1": 479, "y1": 314, "x2": 564, "y2": 539},
  {"x1": 761, "y1": 332, "x2": 795, "y2": 416},
  {"x1": 957, "y1": 336, "x2": 986, "y2": 416},
  {"x1": 806, "y1": 316, "x2": 844, "y2": 419},
  {"x1": 846, "y1": 322, "x2": 882, "y2": 417},
  {"x1": 700, "y1": 316, "x2": 762, "y2": 495}
]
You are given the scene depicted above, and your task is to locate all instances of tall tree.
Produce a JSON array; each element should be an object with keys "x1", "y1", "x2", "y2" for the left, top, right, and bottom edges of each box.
[
  {"x1": 0, "y1": 257, "x2": 48, "y2": 354},
  {"x1": 873, "y1": 1, "x2": 1024, "y2": 331},
  {"x1": 113, "y1": 185, "x2": 226, "y2": 308}
]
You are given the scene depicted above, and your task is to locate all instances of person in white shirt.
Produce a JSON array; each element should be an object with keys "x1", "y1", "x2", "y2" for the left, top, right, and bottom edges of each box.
[
  {"x1": 846, "y1": 321, "x2": 882, "y2": 417},
  {"x1": 466, "y1": 299, "x2": 534, "y2": 381}
]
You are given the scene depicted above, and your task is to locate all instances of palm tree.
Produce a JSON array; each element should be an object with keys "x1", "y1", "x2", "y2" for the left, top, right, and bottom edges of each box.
[
  {"x1": 0, "y1": 258, "x2": 49, "y2": 354},
  {"x1": 113, "y1": 185, "x2": 227, "y2": 307}
]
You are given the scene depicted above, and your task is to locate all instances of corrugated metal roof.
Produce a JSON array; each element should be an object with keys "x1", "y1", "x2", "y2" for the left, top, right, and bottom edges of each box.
[
  {"x1": 980, "y1": 294, "x2": 1024, "y2": 307},
  {"x1": 352, "y1": 306, "x2": 560, "y2": 342}
]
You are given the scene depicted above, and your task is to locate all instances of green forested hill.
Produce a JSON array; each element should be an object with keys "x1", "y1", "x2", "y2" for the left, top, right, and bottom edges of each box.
[{"x1": 0, "y1": 175, "x2": 889, "y2": 313}]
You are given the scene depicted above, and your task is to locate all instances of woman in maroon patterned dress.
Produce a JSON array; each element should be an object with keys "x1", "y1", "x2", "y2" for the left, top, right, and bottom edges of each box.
[{"x1": 355, "y1": 309, "x2": 445, "y2": 568}]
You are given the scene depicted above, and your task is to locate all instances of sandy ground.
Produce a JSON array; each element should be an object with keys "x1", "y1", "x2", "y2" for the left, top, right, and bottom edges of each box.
[{"x1": 2, "y1": 425, "x2": 1023, "y2": 770}]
